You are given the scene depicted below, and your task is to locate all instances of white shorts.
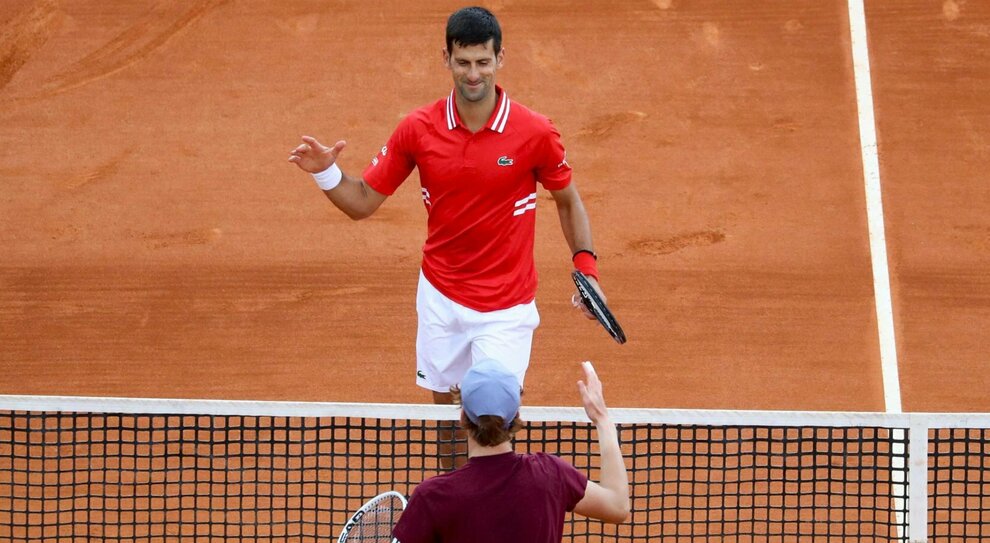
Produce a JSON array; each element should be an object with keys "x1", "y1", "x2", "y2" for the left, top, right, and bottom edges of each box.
[{"x1": 415, "y1": 271, "x2": 540, "y2": 393}]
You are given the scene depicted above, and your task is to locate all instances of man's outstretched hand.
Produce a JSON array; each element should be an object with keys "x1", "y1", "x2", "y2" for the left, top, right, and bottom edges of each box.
[{"x1": 289, "y1": 136, "x2": 346, "y2": 173}]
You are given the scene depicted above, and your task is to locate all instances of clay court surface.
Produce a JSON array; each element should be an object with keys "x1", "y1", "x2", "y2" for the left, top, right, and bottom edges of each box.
[{"x1": 1, "y1": 1, "x2": 988, "y2": 412}]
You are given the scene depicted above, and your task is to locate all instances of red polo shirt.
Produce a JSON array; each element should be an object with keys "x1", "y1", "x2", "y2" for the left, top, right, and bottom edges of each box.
[{"x1": 362, "y1": 87, "x2": 572, "y2": 311}]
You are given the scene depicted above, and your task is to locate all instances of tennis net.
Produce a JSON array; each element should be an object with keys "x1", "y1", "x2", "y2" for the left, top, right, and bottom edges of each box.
[{"x1": 1, "y1": 395, "x2": 988, "y2": 542}]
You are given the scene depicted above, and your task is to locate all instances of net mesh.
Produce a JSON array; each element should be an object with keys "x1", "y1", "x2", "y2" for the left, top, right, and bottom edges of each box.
[
  {"x1": 928, "y1": 428, "x2": 990, "y2": 541},
  {"x1": 0, "y1": 398, "x2": 988, "y2": 542}
]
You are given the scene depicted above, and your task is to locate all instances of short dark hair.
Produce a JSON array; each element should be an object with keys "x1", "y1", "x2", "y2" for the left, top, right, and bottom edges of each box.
[{"x1": 446, "y1": 7, "x2": 502, "y2": 54}]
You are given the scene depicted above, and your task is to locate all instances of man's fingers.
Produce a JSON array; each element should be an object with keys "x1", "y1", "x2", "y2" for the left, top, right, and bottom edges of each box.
[
  {"x1": 572, "y1": 292, "x2": 591, "y2": 316},
  {"x1": 577, "y1": 380, "x2": 595, "y2": 411},
  {"x1": 583, "y1": 361, "x2": 604, "y2": 400},
  {"x1": 584, "y1": 361, "x2": 600, "y2": 384},
  {"x1": 326, "y1": 140, "x2": 347, "y2": 163},
  {"x1": 578, "y1": 360, "x2": 608, "y2": 419},
  {"x1": 585, "y1": 276, "x2": 608, "y2": 305},
  {"x1": 289, "y1": 136, "x2": 344, "y2": 174},
  {"x1": 571, "y1": 291, "x2": 592, "y2": 316},
  {"x1": 581, "y1": 361, "x2": 600, "y2": 391},
  {"x1": 571, "y1": 290, "x2": 600, "y2": 320}
]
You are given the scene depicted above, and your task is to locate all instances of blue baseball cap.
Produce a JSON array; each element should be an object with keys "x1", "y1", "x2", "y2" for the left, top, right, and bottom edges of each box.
[{"x1": 460, "y1": 359, "x2": 521, "y2": 429}]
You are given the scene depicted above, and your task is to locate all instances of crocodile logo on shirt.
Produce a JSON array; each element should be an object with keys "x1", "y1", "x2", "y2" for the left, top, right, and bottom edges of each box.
[
  {"x1": 416, "y1": 370, "x2": 427, "y2": 379},
  {"x1": 497, "y1": 156, "x2": 514, "y2": 166}
]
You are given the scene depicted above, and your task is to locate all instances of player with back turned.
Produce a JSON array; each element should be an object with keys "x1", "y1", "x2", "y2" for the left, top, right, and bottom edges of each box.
[
  {"x1": 288, "y1": 7, "x2": 607, "y2": 406},
  {"x1": 392, "y1": 360, "x2": 630, "y2": 542}
]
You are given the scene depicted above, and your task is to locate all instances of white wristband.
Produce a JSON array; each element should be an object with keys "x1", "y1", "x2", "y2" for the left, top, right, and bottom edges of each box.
[{"x1": 311, "y1": 163, "x2": 342, "y2": 191}]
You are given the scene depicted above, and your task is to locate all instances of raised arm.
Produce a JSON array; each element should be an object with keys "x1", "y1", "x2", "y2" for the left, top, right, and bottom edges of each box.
[
  {"x1": 288, "y1": 136, "x2": 387, "y2": 220},
  {"x1": 571, "y1": 361, "x2": 630, "y2": 524}
]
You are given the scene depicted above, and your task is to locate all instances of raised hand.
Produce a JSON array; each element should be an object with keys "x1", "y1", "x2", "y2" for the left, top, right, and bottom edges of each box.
[
  {"x1": 288, "y1": 136, "x2": 346, "y2": 173},
  {"x1": 577, "y1": 361, "x2": 609, "y2": 425},
  {"x1": 573, "y1": 360, "x2": 629, "y2": 524}
]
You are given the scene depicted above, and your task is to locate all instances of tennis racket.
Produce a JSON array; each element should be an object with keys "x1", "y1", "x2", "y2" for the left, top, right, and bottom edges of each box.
[
  {"x1": 572, "y1": 270, "x2": 627, "y2": 344},
  {"x1": 337, "y1": 491, "x2": 407, "y2": 543}
]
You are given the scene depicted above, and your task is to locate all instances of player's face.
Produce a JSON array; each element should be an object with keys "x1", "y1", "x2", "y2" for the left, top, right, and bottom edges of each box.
[{"x1": 444, "y1": 40, "x2": 503, "y2": 103}]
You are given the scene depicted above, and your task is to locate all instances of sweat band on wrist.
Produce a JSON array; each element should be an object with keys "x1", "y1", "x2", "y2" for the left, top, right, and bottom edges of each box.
[
  {"x1": 572, "y1": 250, "x2": 599, "y2": 281},
  {"x1": 572, "y1": 249, "x2": 597, "y2": 261},
  {"x1": 311, "y1": 163, "x2": 342, "y2": 191}
]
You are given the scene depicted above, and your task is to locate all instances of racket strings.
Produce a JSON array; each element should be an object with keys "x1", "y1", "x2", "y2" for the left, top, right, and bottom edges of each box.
[
  {"x1": 572, "y1": 270, "x2": 627, "y2": 344},
  {"x1": 344, "y1": 496, "x2": 404, "y2": 542}
]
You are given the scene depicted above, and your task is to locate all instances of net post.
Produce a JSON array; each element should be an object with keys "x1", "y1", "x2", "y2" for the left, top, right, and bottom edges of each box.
[
  {"x1": 891, "y1": 427, "x2": 908, "y2": 541},
  {"x1": 907, "y1": 418, "x2": 929, "y2": 543}
]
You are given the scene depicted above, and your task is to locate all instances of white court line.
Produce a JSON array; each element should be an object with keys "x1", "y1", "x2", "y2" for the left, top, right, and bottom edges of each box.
[
  {"x1": 847, "y1": 2, "x2": 921, "y2": 541},
  {"x1": 846, "y1": 0, "x2": 902, "y2": 415}
]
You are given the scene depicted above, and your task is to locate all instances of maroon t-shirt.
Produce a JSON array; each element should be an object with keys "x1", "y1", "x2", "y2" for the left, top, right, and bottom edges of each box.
[{"x1": 392, "y1": 452, "x2": 588, "y2": 543}]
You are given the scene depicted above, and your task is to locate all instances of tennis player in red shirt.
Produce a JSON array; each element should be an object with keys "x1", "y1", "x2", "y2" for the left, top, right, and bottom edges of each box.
[{"x1": 289, "y1": 7, "x2": 605, "y2": 406}]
